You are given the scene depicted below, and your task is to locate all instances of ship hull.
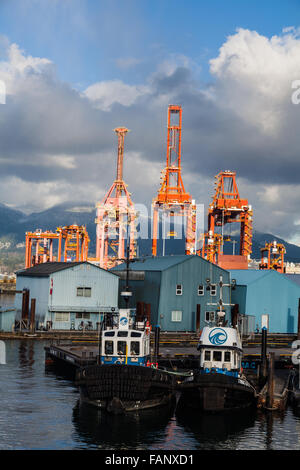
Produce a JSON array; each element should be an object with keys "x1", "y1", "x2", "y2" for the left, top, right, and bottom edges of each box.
[
  {"x1": 178, "y1": 371, "x2": 256, "y2": 413},
  {"x1": 76, "y1": 364, "x2": 177, "y2": 414}
]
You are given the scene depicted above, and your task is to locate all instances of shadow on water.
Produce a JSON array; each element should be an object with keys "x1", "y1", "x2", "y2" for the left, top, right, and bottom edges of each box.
[
  {"x1": 72, "y1": 398, "x2": 176, "y2": 450},
  {"x1": 175, "y1": 405, "x2": 257, "y2": 448}
]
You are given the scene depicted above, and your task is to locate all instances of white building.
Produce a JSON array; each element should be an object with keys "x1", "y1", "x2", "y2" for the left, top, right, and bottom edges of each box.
[{"x1": 15, "y1": 262, "x2": 119, "y2": 330}]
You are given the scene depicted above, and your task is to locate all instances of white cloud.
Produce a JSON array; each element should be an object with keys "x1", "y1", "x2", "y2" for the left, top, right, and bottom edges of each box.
[
  {"x1": 84, "y1": 80, "x2": 150, "y2": 111},
  {"x1": 210, "y1": 27, "x2": 300, "y2": 134}
]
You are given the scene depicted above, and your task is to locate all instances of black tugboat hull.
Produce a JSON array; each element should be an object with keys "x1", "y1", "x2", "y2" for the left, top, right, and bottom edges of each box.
[
  {"x1": 76, "y1": 364, "x2": 177, "y2": 414},
  {"x1": 178, "y1": 372, "x2": 256, "y2": 413}
]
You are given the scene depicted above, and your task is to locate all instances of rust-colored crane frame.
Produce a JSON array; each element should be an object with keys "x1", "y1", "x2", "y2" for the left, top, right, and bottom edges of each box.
[
  {"x1": 200, "y1": 171, "x2": 252, "y2": 264},
  {"x1": 152, "y1": 105, "x2": 196, "y2": 256},
  {"x1": 95, "y1": 128, "x2": 137, "y2": 270},
  {"x1": 25, "y1": 225, "x2": 89, "y2": 268},
  {"x1": 259, "y1": 241, "x2": 285, "y2": 273}
]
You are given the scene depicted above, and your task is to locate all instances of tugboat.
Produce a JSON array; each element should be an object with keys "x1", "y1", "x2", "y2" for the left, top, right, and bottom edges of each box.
[
  {"x1": 177, "y1": 324, "x2": 257, "y2": 412},
  {"x1": 75, "y1": 309, "x2": 177, "y2": 414}
]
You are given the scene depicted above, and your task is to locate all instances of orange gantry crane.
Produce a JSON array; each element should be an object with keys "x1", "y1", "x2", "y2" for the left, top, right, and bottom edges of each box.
[
  {"x1": 152, "y1": 105, "x2": 196, "y2": 256},
  {"x1": 259, "y1": 241, "x2": 286, "y2": 273},
  {"x1": 199, "y1": 170, "x2": 253, "y2": 269},
  {"x1": 25, "y1": 225, "x2": 90, "y2": 268},
  {"x1": 25, "y1": 230, "x2": 58, "y2": 268},
  {"x1": 56, "y1": 224, "x2": 89, "y2": 263},
  {"x1": 95, "y1": 127, "x2": 137, "y2": 270}
]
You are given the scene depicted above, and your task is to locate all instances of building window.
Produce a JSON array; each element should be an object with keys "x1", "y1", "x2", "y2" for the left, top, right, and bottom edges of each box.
[
  {"x1": 198, "y1": 284, "x2": 204, "y2": 296},
  {"x1": 75, "y1": 312, "x2": 90, "y2": 319},
  {"x1": 205, "y1": 311, "x2": 215, "y2": 323},
  {"x1": 176, "y1": 284, "x2": 183, "y2": 295},
  {"x1": 77, "y1": 287, "x2": 92, "y2": 297},
  {"x1": 210, "y1": 284, "x2": 217, "y2": 296},
  {"x1": 171, "y1": 310, "x2": 182, "y2": 322},
  {"x1": 54, "y1": 312, "x2": 70, "y2": 322}
]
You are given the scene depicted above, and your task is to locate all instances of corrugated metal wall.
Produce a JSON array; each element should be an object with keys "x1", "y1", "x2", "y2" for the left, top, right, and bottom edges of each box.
[
  {"x1": 117, "y1": 256, "x2": 231, "y2": 331},
  {"x1": 16, "y1": 264, "x2": 119, "y2": 330},
  {"x1": 118, "y1": 271, "x2": 162, "y2": 324},
  {"x1": 231, "y1": 270, "x2": 300, "y2": 333},
  {"x1": 49, "y1": 264, "x2": 119, "y2": 312},
  {"x1": 15, "y1": 276, "x2": 49, "y2": 324},
  {"x1": 159, "y1": 256, "x2": 231, "y2": 331}
]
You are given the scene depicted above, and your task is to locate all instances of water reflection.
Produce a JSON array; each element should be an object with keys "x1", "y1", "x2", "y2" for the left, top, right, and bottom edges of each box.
[
  {"x1": 72, "y1": 399, "x2": 176, "y2": 450},
  {"x1": 175, "y1": 406, "x2": 256, "y2": 449}
]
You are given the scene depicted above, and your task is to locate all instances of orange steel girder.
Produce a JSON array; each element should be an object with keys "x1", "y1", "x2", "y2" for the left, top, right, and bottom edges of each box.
[
  {"x1": 200, "y1": 171, "x2": 253, "y2": 263},
  {"x1": 56, "y1": 224, "x2": 90, "y2": 263},
  {"x1": 25, "y1": 225, "x2": 90, "y2": 269},
  {"x1": 25, "y1": 230, "x2": 59, "y2": 268},
  {"x1": 259, "y1": 241, "x2": 285, "y2": 273},
  {"x1": 95, "y1": 127, "x2": 137, "y2": 270},
  {"x1": 152, "y1": 105, "x2": 196, "y2": 256}
]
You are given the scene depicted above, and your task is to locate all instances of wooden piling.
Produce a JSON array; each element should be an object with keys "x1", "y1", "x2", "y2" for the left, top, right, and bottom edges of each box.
[
  {"x1": 297, "y1": 298, "x2": 300, "y2": 340},
  {"x1": 266, "y1": 352, "x2": 275, "y2": 410},
  {"x1": 30, "y1": 299, "x2": 36, "y2": 333},
  {"x1": 154, "y1": 325, "x2": 160, "y2": 364},
  {"x1": 259, "y1": 327, "x2": 268, "y2": 386}
]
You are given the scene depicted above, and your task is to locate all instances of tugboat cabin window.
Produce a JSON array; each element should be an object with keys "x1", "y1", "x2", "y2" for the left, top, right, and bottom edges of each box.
[
  {"x1": 213, "y1": 351, "x2": 222, "y2": 362},
  {"x1": 117, "y1": 331, "x2": 128, "y2": 337},
  {"x1": 198, "y1": 284, "x2": 204, "y2": 296},
  {"x1": 131, "y1": 332, "x2": 141, "y2": 337},
  {"x1": 104, "y1": 331, "x2": 115, "y2": 337},
  {"x1": 205, "y1": 311, "x2": 215, "y2": 322},
  {"x1": 224, "y1": 351, "x2": 231, "y2": 362},
  {"x1": 204, "y1": 350, "x2": 211, "y2": 361},
  {"x1": 105, "y1": 341, "x2": 113, "y2": 355},
  {"x1": 176, "y1": 284, "x2": 183, "y2": 295},
  {"x1": 117, "y1": 341, "x2": 127, "y2": 355},
  {"x1": 77, "y1": 287, "x2": 92, "y2": 297},
  {"x1": 130, "y1": 341, "x2": 140, "y2": 355}
]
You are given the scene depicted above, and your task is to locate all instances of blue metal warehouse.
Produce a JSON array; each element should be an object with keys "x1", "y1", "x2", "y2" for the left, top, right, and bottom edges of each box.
[
  {"x1": 112, "y1": 255, "x2": 232, "y2": 332},
  {"x1": 230, "y1": 269, "x2": 300, "y2": 333},
  {"x1": 15, "y1": 262, "x2": 119, "y2": 330}
]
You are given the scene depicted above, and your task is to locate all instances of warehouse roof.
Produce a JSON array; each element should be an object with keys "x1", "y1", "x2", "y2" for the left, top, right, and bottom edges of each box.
[
  {"x1": 112, "y1": 254, "x2": 229, "y2": 273},
  {"x1": 111, "y1": 255, "x2": 194, "y2": 272},
  {"x1": 16, "y1": 261, "x2": 113, "y2": 277},
  {"x1": 230, "y1": 269, "x2": 300, "y2": 289},
  {"x1": 228, "y1": 269, "x2": 270, "y2": 286}
]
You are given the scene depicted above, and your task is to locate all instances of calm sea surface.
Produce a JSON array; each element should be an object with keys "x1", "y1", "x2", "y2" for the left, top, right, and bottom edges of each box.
[{"x1": 1, "y1": 295, "x2": 300, "y2": 451}]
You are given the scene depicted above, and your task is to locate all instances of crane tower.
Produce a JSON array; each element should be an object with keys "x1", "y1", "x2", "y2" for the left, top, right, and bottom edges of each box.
[
  {"x1": 152, "y1": 105, "x2": 196, "y2": 256},
  {"x1": 95, "y1": 128, "x2": 137, "y2": 270},
  {"x1": 200, "y1": 170, "x2": 252, "y2": 269}
]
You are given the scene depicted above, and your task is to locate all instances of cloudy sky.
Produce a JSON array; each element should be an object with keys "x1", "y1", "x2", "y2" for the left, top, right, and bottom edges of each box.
[{"x1": 0, "y1": 0, "x2": 300, "y2": 243}]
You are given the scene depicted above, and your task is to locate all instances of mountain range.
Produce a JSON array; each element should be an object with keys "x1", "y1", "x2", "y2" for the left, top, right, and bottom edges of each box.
[{"x1": 0, "y1": 202, "x2": 300, "y2": 262}]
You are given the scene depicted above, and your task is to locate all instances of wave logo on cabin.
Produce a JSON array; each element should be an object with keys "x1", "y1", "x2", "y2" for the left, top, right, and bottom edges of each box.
[
  {"x1": 208, "y1": 328, "x2": 228, "y2": 345},
  {"x1": 120, "y1": 317, "x2": 128, "y2": 326}
]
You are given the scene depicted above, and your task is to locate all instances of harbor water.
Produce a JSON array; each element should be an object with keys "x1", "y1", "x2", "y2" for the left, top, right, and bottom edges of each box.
[
  {"x1": 0, "y1": 338, "x2": 300, "y2": 450},
  {"x1": 1, "y1": 295, "x2": 300, "y2": 451}
]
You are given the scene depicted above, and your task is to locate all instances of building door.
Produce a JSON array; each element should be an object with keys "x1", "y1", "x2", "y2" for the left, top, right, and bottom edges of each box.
[
  {"x1": 261, "y1": 314, "x2": 269, "y2": 330},
  {"x1": 196, "y1": 304, "x2": 201, "y2": 332}
]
